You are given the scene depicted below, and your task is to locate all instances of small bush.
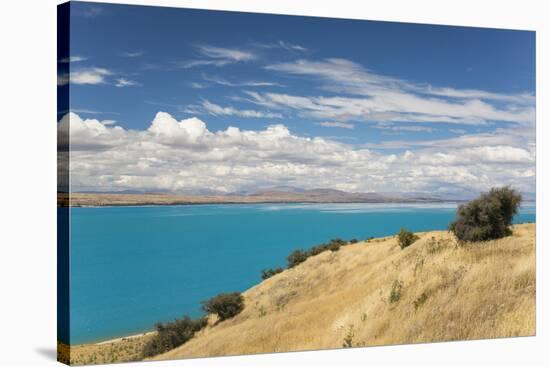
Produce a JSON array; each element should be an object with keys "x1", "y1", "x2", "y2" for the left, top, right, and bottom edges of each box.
[
  {"x1": 389, "y1": 280, "x2": 403, "y2": 304},
  {"x1": 350, "y1": 238, "x2": 359, "y2": 244},
  {"x1": 449, "y1": 186, "x2": 522, "y2": 242},
  {"x1": 413, "y1": 293, "x2": 428, "y2": 310},
  {"x1": 397, "y1": 228, "x2": 419, "y2": 249},
  {"x1": 201, "y1": 292, "x2": 244, "y2": 321},
  {"x1": 342, "y1": 324, "x2": 355, "y2": 348},
  {"x1": 261, "y1": 267, "x2": 284, "y2": 280},
  {"x1": 142, "y1": 316, "x2": 207, "y2": 358}
]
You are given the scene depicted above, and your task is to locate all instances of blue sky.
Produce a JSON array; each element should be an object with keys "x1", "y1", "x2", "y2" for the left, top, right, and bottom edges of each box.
[{"x1": 59, "y1": 1, "x2": 536, "y2": 198}]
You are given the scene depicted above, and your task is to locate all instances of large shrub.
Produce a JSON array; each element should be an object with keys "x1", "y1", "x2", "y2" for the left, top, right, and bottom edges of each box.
[
  {"x1": 397, "y1": 228, "x2": 419, "y2": 249},
  {"x1": 142, "y1": 316, "x2": 207, "y2": 358},
  {"x1": 201, "y1": 292, "x2": 244, "y2": 321},
  {"x1": 261, "y1": 267, "x2": 284, "y2": 280},
  {"x1": 287, "y1": 249, "x2": 309, "y2": 268},
  {"x1": 449, "y1": 186, "x2": 522, "y2": 242}
]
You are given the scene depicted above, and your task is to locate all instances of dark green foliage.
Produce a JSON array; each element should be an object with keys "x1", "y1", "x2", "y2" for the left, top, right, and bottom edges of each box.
[
  {"x1": 261, "y1": 267, "x2": 284, "y2": 280},
  {"x1": 389, "y1": 280, "x2": 403, "y2": 304},
  {"x1": 287, "y1": 238, "x2": 351, "y2": 268},
  {"x1": 397, "y1": 228, "x2": 419, "y2": 249},
  {"x1": 350, "y1": 238, "x2": 359, "y2": 244},
  {"x1": 413, "y1": 293, "x2": 428, "y2": 310},
  {"x1": 201, "y1": 292, "x2": 244, "y2": 321},
  {"x1": 449, "y1": 186, "x2": 522, "y2": 242},
  {"x1": 141, "y1": 316, "x2": 207, "y2": 358},
  {"x1": 342, "y1": 324, "x2": 355, "y2": 348},
  {"x1": 287, "y1": 249, "x2": 309, "y2": 268}
]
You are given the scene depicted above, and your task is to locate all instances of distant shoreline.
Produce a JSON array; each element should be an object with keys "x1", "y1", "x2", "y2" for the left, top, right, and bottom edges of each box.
[{"x1": 60, "y1": 192, "x2": 455, "y2": 207}]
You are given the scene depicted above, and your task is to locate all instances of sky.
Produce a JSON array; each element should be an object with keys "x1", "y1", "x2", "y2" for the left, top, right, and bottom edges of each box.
[{"x1": 58, "y1": 1, "x2": 536, "y2": 198}]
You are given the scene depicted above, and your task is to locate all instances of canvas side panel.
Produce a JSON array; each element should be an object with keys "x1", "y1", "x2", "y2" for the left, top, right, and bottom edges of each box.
[{"x1": 57, "y1": 2, "x2": 71, "y2": 365}]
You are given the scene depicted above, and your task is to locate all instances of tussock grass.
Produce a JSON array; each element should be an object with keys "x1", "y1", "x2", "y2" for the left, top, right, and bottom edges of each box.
[{"x1": 152, "y1": 223, "x2": 535, "y2": 360}]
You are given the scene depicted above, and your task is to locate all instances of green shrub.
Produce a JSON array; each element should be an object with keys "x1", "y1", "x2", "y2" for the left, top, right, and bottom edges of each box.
[
  {"x1": 449, "y1": 186, "x2": 522, "y2": 242},
  {"x1": 342, "y1": 324, "x2": 355, "y2": 348},
  {"x1": 141, "y1": 316, "x2": 207, "y2": 358},
  {"x1": 261, "y1": 267, "x2": 284, "y2": 280},
  {"x1": 286, "y1": 238, "x2": 354, "y2": 269},
  {"x1": 397, "y1": 228, "x2": 419, "y2": 249},
  {"x1": 201, "y1": 292, "x2": 244, "y2": 321},
  {"x1": 389, "y1": 280, "x2": 403, "y2": 304},
  {"x1": 413, "y1": 293, "x2": 428, "y2": 310},
  {"x1": 287, "y1": 249, "x2": 309, "y2": 268},
  {"x1": 349, "y1": 238, "x2": 359, "y2": 244}
]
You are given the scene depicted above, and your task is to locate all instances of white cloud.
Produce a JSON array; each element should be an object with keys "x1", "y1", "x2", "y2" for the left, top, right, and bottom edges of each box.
[
  {"x1": 198, "y1": 46, "x2": 256, "y2": 61},
  {"x1": 255, "y1": 41, "x2": 307, "y2": 52},
  {"x1": 202, "y1": 74, "x2": 281, "y2": 87},
  {"x1": 374, "y1": 123, "x2": 435, "y2": 133},
  {"x1": 58, "y1": 113, "x2": 126, "y2": 151},
  {"x1": 59, "y1": 56, "x2": 87, "y2": 63},
  {"x1": 58, "y1": 68, "x2": 136, "y2": 87},
  {"x1": 200, "y1": 100, "x2": 283, "y2": 119},
  {"x1": 243, "y1": 90, "x2": 534, "y2": 126},
  {"x1": 70, "y1": 67, "x2": 112, "y2": 85},
  {"x1": 121, "y1": 51, "x2": 144, "y2": 58},
  {"x1": 115, "y1": 78, "x2": 138, "y2": 87},
  {"x1": 57, "y1": 74, "x2": 69, "y2": 86},
  {"x1": 60, "y1": 112, "x2": 535, "y2": 198},
  {"x1": 178, "y1": 59, "x2": 232, "y2": 69},
  {"x1": 179, "y1": 46, "x2": 257, "y2": 69},
  {"x1": 263, "y1": 58, "x2": 535, "y2": 126},
  {"x1": 316, "y1": 121, "x2": 355, "y2": 129},
  {"x1": 189, "y1": 82, "x2": 207, "y2": 89}
]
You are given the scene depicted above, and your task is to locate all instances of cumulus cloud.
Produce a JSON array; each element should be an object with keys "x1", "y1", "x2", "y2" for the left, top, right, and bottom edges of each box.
[{"x1": 60, "y1": 112, "x2": 535, "y2": 198}]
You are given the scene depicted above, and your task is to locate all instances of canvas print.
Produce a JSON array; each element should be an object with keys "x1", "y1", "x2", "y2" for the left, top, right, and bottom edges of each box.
[{"x1": 57, "y1": 2, "x2": 536, "y2": 365}]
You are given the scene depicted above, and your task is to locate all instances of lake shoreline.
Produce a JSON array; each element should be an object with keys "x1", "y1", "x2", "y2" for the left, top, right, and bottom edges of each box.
[{"x1": 60, "y1": 192, "x2": 452, "y2": 207}]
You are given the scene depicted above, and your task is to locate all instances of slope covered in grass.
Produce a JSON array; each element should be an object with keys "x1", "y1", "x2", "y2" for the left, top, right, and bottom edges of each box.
[{"x1": 153, "y1": 223, "x2": 535, "y2": 360}]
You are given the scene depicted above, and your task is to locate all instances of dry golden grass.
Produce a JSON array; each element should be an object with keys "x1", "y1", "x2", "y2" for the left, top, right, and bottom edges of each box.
[
  {"x1": 58, "y1": 333, "x2": 155, "y2": 365},
  {"x1": 151, "y1": 223, "x2": 535, "y2": 361}
]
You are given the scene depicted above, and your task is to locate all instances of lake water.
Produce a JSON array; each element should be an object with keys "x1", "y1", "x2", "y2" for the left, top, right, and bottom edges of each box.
[{"x1": 68, "y1": 202, "x2": 535, "y2": 344}]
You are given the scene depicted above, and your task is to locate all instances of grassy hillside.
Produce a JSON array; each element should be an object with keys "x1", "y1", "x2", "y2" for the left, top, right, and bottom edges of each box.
[
  {"x1": 152, "y1": 223, "x2": 535, "y2": 360},
  {"x1": 58, "y1": 333, "x2": 155, "y2": 365},
  {"x1": 60, "y1": 223, "x2": 535, "y2": 365}
]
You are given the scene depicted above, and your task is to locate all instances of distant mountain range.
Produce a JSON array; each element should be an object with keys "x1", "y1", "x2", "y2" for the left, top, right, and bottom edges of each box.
[
  {"x1": 247, "y1": 188, "x2": 445, "y2": 203},
  {"x1": 67, "y1": 187, "x2": 451, "y2": 207}
]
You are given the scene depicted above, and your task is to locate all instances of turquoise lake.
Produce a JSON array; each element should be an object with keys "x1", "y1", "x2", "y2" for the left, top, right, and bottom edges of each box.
[{"x1": 69, "y1": 202, "x2": 535, "y2": 344}]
